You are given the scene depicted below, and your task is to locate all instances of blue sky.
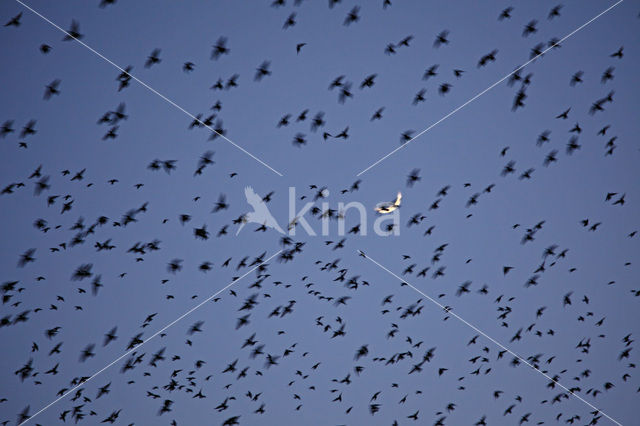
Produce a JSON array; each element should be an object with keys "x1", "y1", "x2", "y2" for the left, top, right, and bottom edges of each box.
[{"x1": 0, "y1": 0, "x2": 639, "y2": 425}]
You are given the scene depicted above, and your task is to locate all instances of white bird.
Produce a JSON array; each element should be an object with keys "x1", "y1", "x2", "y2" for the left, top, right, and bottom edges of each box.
[{"x1": 375, "y1": 192, "x2": 402, "y2": 214}]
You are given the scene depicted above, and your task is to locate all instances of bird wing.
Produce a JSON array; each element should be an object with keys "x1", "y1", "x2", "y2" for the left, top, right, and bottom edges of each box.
[{"x1": 394, "y1": 192, "x2": 402, "y2": 206}]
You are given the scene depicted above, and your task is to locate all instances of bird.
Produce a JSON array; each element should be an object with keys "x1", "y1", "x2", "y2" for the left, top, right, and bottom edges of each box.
[
  {"x1": 371, "y1": 107, "x2": 385, "y2": 121},
  {"x1": 145, "y1": 49, "x2": 162, "y2": 68},
  {"x1": 375, "y1": 192, "x2": 402, "y2": 214},
  {"x1": 183, "y1": 62, "x2": 195, "y2": 72},
  {"x1": 498, "y1": 7, "x2": 513, "y2": 20},
  {"x1": 44, "y1": 80, "x2": 61, "y2": 100},
  {"x1": 283, "y1": 13, "x2": 296, "y2": 29},
  {"x1": 478, "y1": 50, "x2": 498, "y2": 67},
  {"x1": 4, "y1": 12, "x2": 22, "y2": 27},
  {"x1": 406, "y1": 169, "x2": 421, "y2": 187},
  {"x1": 344, "y1": 6, "x2": 360, "y2": 26},
  {"x1": 211, "y1": 37, "x2": 230, "y2": 59},
  {"x1": 255, "y1": 61, "x2": 272, "y2": 81},
  {"x1": 63, "y1": 20, "x2": 83, "y2": 40},
  {"x1": 522, "y1": 20, "x2": 538, "y2": 37},
  {"x1": 433, "y1": 30, "x2": 450, "y2": 48},
  {"x1": 360, "y1": 74, "x2": 377, "y2": 89},
  {"x1": 570, "y1": 71, "x2": 584, "y2": 86}
]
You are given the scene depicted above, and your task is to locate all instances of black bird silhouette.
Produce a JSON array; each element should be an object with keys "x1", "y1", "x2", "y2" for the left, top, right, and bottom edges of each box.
[
  {"x1": 4, "y1": 12, "x2": 22, "y2": 27},
  {"x1": 145, "y1": 49, "x2": 162, "y2": 68},
  {"x1": 283, "y1": 13, "x2": 296, "y2": 29},
  {"x1": 371, "y1": 107, "x2": 385, "y2": 121},
  {"x1": 406, "y1": 169, "x2": 421, "y2": 187},
  {"x1": 498, "y1": 7, "x2": 513, "y2": 20},
  {"x1": 434, "y1": 30, "x2": 449, "y2": 48},
  {"x1": 360, "y1": 74, "x2": 377, "y2": 89},
  {"x1": 43, "y1": 80, "x2": 61, "y2": 100},
  {"x1": 255, "y1": 61, "x2": 272, "y2": 81},
  {"x1": 63, "y1": 20, "x2": 83, "y2": 41},
  {"x1": 211, "y1": 37, "x2": 230, "y2": 59},
  {"x1": 344, "y1": 7, "x2": 360, "y2": 26},
  {"x1": 477, "y1": 50, "x2": 498, "y2": 67}
]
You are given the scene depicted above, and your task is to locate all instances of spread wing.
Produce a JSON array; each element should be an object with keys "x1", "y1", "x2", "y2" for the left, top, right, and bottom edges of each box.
[{"x1": 394, "y1": 192, "x2": 402, "y2": 206}]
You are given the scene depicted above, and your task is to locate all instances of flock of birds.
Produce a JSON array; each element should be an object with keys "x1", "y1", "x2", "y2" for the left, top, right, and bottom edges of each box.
[{"x1": 1, "y1": 1, "x2": 638, "y2": 425}]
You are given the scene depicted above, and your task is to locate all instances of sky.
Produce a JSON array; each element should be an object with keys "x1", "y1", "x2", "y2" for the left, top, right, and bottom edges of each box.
[{"x1": 0, "y1": 0, "x2": 639, "y2": 425}]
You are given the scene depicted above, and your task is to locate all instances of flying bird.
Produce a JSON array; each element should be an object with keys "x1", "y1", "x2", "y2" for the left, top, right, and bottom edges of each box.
[{"x1": 375, "y1": 192, "x2": 402, "y2": 214}]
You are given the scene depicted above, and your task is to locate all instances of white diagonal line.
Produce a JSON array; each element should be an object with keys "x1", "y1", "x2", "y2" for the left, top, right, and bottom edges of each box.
[
  {"x1": 19, "y1": 249, "x2": 283, "y2": 425},
  {"x1": 356, "y1": 0, "x2": 623, "y2": 177},
  {"x1": 14, "y1": 0, "x2": 284, "y2": 177},
  {"x1": 359, "y1": 250, "x2": 623, "y2": 426}
]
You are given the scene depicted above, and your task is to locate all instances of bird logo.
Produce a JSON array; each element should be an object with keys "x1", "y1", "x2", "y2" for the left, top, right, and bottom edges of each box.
[
  {"x1": 236, "y1": 186, "x2": 285, "y2": 235},
  {"x1": 374, "y1": 192, "x2": 402, "y2": 214}
]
